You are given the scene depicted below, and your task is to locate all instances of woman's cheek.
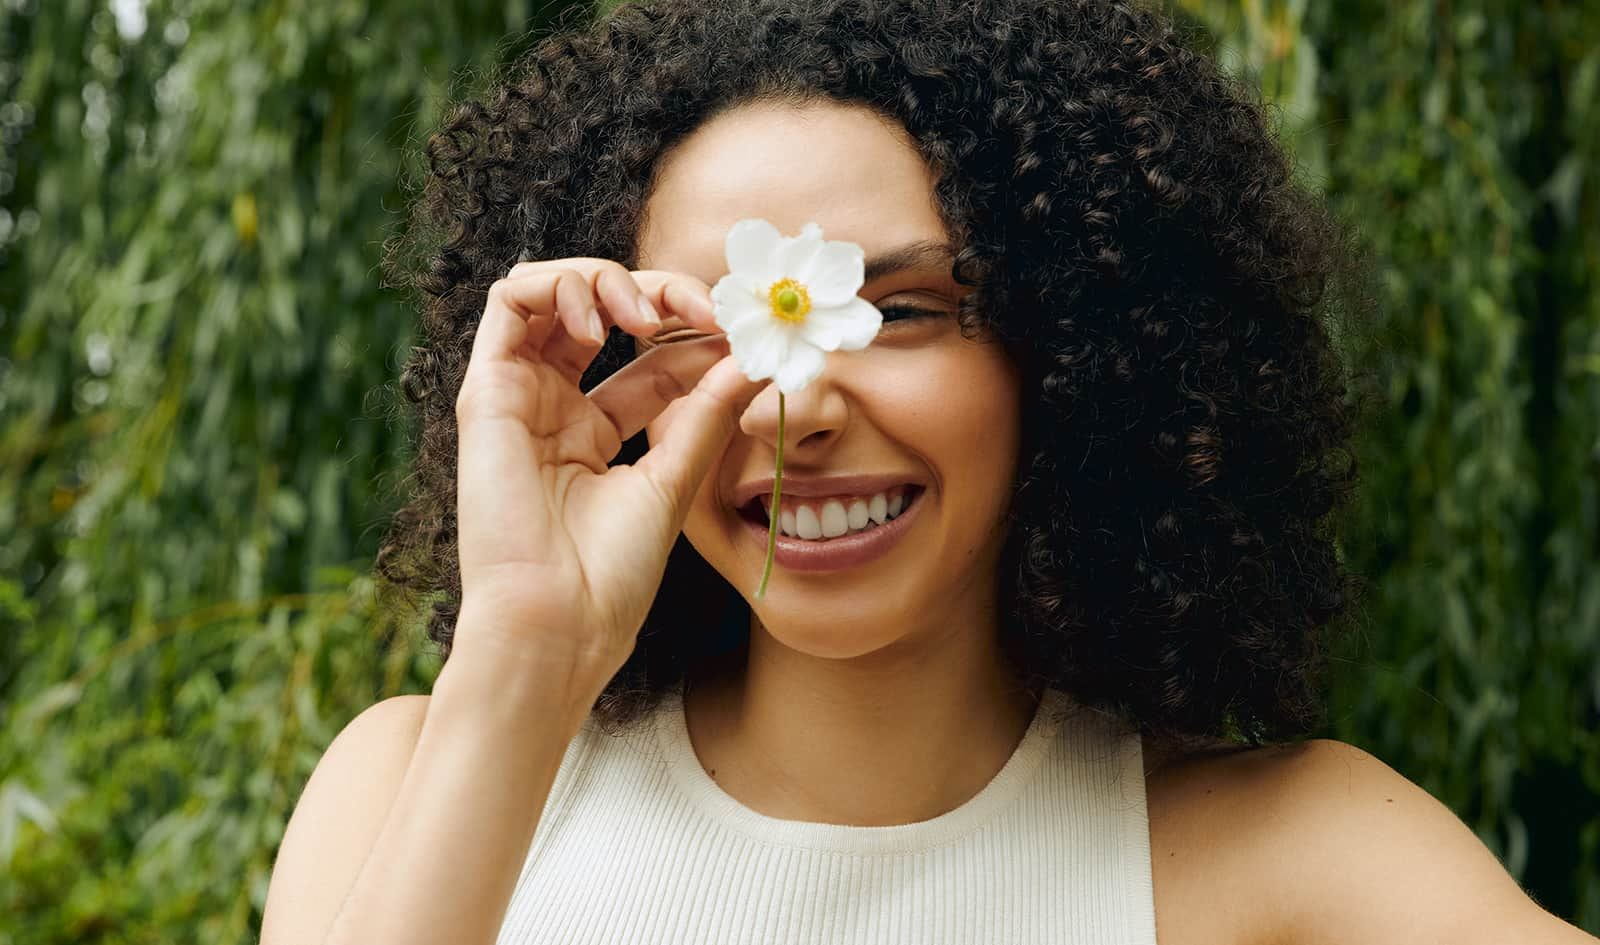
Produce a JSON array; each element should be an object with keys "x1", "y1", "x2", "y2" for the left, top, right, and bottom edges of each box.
[{"x1": 874, "y1": 342, "x2": 1018, "y2": 451}]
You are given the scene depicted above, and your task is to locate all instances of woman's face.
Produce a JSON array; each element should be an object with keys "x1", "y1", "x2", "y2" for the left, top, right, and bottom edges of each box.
[{"x1": 636, "y1": 100, "x2": 1022, "y2": 656}]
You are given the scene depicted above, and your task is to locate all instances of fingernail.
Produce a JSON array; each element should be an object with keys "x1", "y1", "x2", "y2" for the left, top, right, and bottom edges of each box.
[
  {"x1": 637, "y1": 295, "x2": 662, "y2": 329},
  {"x1": 587, "y1": 309, "x2": 606, "y2": 343}
]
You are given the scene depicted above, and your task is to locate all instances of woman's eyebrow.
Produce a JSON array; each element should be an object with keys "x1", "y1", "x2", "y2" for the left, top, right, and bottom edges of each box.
[{"x1": 863, "y1": 240, "x2": 956, "y2": 283}]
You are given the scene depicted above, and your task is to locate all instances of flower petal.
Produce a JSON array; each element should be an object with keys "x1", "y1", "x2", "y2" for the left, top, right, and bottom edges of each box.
[
  {"x1": 797, "y1": 296, "x2": 883, "y2": 351},
  {"x1": 774, "y1": 222, "x2": 824, "y2": 279},
  {"x1": 710, "y1": 275, "x2": 769, "y2": 334},
  {"x1": 773, "y1": 341, "x2": 826, "y2": 395},
  {"x1": 725, "y1": 218, "x2": 783, "y2": 285},
  {"x1": 727, "y1": 319, "x2": 793, "y2": 383},
  {"x1": 792, "y1": 237, "x2": 864, "y2": 307}
]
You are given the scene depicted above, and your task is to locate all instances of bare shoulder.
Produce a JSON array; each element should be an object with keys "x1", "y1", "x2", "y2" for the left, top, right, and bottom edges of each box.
[
  {"x1": 1142, "y1": 736, "x2": 1597, "y2": 945},
  {"x1": 260, "y1": 695, "x2": 432, "y2": 945},
  {"x1": 1140, "y1": 732, "x2": 1284, "y2": 945}
]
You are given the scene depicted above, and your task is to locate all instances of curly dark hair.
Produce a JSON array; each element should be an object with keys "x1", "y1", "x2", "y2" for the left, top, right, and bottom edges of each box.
[{"x1": 378, "y1": 0, "x2": 1376, "y2": 747}]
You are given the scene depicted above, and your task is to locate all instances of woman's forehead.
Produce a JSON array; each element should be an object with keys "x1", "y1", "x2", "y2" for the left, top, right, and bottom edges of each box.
[{"x1": 636, "y1": 101, "x2": 946, "y2": 280}]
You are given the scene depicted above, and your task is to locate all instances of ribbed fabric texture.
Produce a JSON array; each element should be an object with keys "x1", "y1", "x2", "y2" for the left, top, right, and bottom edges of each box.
[{"x1": 494, "y1": 682, "x2": 1158, "y2": 945}]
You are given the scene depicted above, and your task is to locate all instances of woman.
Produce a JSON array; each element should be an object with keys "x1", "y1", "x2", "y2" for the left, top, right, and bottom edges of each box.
[{"x1": 260, "y1": 0, "x2": 1596, "y2": 943}]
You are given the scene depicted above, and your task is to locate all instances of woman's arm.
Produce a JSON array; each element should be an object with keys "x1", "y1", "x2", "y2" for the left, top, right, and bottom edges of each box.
[{"x1": 259, "y1": 639, "x2": 587, "y2": 945}]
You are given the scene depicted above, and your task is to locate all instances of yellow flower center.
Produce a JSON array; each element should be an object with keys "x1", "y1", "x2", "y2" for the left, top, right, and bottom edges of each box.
[{"x1": 767, "y1": 278, "x2": 811, "y2": 324}]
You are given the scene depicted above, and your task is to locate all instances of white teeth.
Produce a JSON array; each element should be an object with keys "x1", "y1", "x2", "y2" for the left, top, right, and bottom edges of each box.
[
  {"x1": 795, "y1": 505, "x2": 822, "y2": 539},
  {"x1": 820, "y1": 500, "x2": 849, "y2": 538},
  {"x1": 756, "y1": 487, "x2": 919, "y2": 541}
]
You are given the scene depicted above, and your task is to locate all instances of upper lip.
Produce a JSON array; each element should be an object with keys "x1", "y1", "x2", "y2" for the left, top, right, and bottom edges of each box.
[{"x1": 731, "y1": 474, "x2": 925, "y2": 508}]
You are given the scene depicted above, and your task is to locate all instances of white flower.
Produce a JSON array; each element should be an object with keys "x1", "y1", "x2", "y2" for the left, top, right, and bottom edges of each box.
[{"x1": 710, "y1": 219, "x2": 883, "y2": 395}]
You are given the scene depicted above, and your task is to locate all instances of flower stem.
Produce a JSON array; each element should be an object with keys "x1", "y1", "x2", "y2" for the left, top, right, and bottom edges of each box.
[{"x1": 755, "y1": 391, "x2": 784, "y2": 599}]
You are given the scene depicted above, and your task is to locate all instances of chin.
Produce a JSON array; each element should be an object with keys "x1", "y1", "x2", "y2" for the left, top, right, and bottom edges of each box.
[{"x1": 751, "y1": 605, "x2": 913, "y2": 658}]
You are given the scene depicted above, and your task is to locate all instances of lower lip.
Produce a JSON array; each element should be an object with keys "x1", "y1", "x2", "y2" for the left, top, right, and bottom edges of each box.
[{"x1": 738, "y1": 487, "x2": 927, "y2": 573}]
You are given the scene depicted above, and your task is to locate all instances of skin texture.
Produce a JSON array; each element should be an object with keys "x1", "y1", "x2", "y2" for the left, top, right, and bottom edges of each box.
[
  {"x1": 1141, "y1": 738, "x2": 1600, "y2": 945},
  {"x1": 635, "y1": 100, "x2": 1040, "y2": 827}
]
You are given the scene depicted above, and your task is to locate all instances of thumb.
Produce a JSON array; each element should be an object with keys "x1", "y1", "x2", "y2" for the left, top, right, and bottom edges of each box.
[{"x1": 633, "y1": 354, "x2": 767, "y2": 527}]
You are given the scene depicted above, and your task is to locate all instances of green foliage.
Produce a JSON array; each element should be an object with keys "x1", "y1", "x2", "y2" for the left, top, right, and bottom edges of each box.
[
  {"x1": 1, "y1": 0, "x2": 1595, "y2": 940},
  {"x1": 0, "y1": 0, "x2": 585, "y2": 940}
]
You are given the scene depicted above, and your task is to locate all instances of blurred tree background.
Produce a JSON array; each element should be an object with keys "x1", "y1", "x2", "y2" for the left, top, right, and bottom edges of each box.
[{"x1": 0, "y1": 0, "x2": 1594, "y2": 940}]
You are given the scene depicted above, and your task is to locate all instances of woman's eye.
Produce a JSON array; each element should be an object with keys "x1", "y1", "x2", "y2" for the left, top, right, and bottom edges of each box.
[{"x1": 877, "y1": 304, "x2": 941, "y2": 324}]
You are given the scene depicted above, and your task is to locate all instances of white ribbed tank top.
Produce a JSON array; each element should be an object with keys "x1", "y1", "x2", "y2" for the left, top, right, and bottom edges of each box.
[{"x1": 494, "y1": 682, "x2": 1159, "y2": 944}]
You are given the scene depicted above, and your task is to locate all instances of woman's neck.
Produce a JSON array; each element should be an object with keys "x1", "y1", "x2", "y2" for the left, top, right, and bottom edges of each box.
[{"x1": 681, "y1": 622, "x2": 1042, "y2": 827}]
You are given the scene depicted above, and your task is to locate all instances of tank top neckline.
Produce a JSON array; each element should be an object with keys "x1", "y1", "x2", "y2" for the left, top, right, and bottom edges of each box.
[{"x1": 651, "y1": 682, "x2": 1071, "y2": 854}]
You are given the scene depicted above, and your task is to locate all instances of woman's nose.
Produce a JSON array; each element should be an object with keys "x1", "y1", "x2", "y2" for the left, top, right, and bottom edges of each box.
[{"x1": 738, "y1": 365, "x2": 848, "y2": 457}]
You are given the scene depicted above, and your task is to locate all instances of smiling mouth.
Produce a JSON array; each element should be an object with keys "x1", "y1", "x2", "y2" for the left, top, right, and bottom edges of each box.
[{"x1": 735, "y1": 485, "x2": 925, "y2": 537}]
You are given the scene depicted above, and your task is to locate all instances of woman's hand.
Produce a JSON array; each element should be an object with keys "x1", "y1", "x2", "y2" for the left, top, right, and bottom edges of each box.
[{"x1": 450, "y1": 257, "x2": 761, "y2": 719}]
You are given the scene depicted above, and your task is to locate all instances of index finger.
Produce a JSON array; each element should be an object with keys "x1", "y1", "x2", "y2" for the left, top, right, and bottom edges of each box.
[
  {"x1": 629, "y1": 270, "x2": 720, "y2": 336},
  {"x1": 586, "y1": 333, "x2": 734, "y2": 444},
  {"x1": 500, "y1": 260, "x2": 723, "y2": 342}
]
